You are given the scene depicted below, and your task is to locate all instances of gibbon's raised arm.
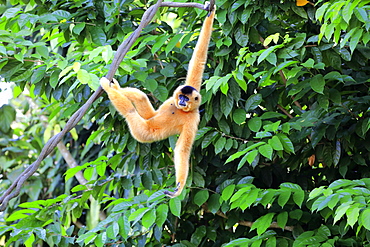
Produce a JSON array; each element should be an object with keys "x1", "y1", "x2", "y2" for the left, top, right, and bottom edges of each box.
[
  {"x1": 100, "y1": 3, "x2": 215, "y2": 198},
  {"x1": 184, "y1": 5, "x2": 215, "y2": 92}
]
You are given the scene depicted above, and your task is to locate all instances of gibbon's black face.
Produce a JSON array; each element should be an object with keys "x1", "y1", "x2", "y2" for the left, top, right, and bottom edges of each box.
[{"x1": 174, "y1": 85, "x2": 201, "y2": 112}]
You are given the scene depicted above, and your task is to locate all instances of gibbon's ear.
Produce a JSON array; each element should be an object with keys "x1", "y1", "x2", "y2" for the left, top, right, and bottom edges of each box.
[{"x1": 173, "y1": 85, "x2": 201, "y2": 112}]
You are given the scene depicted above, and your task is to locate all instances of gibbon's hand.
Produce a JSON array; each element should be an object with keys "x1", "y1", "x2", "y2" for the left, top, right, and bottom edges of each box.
[{"x1": 100, "y1": 77, "x2": 120, "y2": 91}]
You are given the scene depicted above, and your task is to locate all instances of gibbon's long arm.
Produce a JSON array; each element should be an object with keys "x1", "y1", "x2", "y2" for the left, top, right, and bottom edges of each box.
[
  {"x1": 100, "y1": 3, "x2": 215, "y2": 198},
  {"x1": 184, "y1": 6, "x2": 215, "y2": 92}
]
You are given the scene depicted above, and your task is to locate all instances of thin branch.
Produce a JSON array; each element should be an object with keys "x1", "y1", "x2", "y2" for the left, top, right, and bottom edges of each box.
[
  {"x1": 0, "y1": 0, "x2": 212, "y2": 211},
  {"x1": 277, "y1": 104, "x2": 293, "y2": 119},
  {"x1": 202, "y1": 203, "x2": 294, "y2": 232},
  {"x1": 57, "y1": 142, "x2": 88, "y2": 185}
]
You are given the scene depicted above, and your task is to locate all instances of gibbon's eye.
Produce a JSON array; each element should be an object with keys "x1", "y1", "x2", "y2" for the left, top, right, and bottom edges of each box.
[{"x1": 195, "y1": 97, "x2": 199, "y2": 101}]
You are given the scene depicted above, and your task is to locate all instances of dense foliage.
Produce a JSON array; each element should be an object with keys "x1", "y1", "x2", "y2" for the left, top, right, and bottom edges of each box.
[{"x1": 1, "y1": 0, "x2": 370, "y2": 246}]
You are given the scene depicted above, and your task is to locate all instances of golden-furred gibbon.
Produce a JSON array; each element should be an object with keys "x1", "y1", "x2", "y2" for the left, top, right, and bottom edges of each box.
[{"x1": 100, "y1": 3, "x2": 215, "y2": 197}]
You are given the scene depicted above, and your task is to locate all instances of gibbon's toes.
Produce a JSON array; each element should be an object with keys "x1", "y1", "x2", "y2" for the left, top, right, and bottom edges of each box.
[
  {"x1": 205, "y1": 0, "x2": 215, "y2": 15},
  {"x1": 204, "y1": 1, "x2": 210, "y2": 11},
  {"x1": 164, "y1": 190, "x2": 175, "y2": 197},
  {"x1": 164, "y1": 182, "x2": 180, "y2": 198}
]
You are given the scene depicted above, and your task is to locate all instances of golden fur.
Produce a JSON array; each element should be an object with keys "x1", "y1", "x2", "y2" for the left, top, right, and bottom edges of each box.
[{"x1": 100, "y1": 6, "x2": 215, "y2": 197}]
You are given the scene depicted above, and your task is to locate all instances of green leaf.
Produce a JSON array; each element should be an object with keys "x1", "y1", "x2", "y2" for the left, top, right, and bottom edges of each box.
[
  {"x1": 268, "y1": 136, "x2": 283, "y2": 151},
  {"x1": 83, "y1": 167, "x2": 94, "y2": 181},
  {"x1": 360, "y1": 208, "x2": 370, "y2": 230},
  {"x1": 31, "y1": 66, "x2": 46, "y2": 84},
  {"x1": 245, "y1": 94, "x2": 262, "y2": 112},
  {"x1": 277, "y1": 211, "x2": 288, "y2": 229},
  {"x1": 354, "y1": 7, "x2": 369, "y2": 23},
  {"x1": 151, "y1": 35, "x2": 168, "y2": 54},
  {"x1": 221, "y1": 184, "x2": 235, "y2": 201},
  {"x1": 237, "y1": 154, "x2": 249, "y2": 171},
  {"x1": 160, "y1": 64, "x2": 175, "y2": 78},
  {"x1": 118, "y1": 215, "x2": 129, "y2": 240},
  {"x1": 225, "y1": 142, "x2": 265, "y2": 163},
  {"x1": 251, "y1": 213, "x2": 275, "y2": 235},
  {"x1": 194, "y1": 190, "x2": 209, "y2": 207},
  {"x1": 106, "y1": 222, "x2": 119, "y2": 240},
  {"x1": 155, "y1": 204, "x2": 168, "y2": 227},
  {"x1": 342, "y1": 2, "x2": 353, "y2": 23},
  {"x1": 190, "y1": 225, "x2": 206, "y2": 245},
  {"x1": 0, "y1": 104, "x2": 16, "y2": 133},
  {"x1": 273, "y1": 61, "x2": 299, "y2": 74},
  {"x1": 258, "y1": 45, "x2": 282, "y2": 64},
  {"x1": 240, "y1": 188, "x2": 259, "y2": 210},
  {"x1": 128, "y1": 207, "x2": 149, "y2": 222},
  {"x1": 207, "y1": 194, "x2": 221, "y2": 214},
  {"x1": 36, "y1": 45, "x2": 49, "y2": 59},
  {"x1": 78, "y1": 232, "x2": 97, "y2": 245},
  {"x1": 165, "y1": 33, "x2": 182, "y2": 55},
  {"x1": 277, "y1": 133, "x2": 295, "y2": 153},
  {"x1": 293, "y1": 189, "x2": 305, "y2": 208},
  {"x1": 233, "y1": 109, "x2": 246, "y2": 124},
  {"x1": 87, "y1": 26, "x2": 106, "y2": 46},
  {"x1": 214, "y1": 137, "x2": 226, "y2": 154},
  {"x1": 248, "y1": 117, "x2": 262, "y2": 132},
  {"x1": 350, "y1": 28, "x2": 363, "y2": 54},
  {"x1": 73, "y1": 22, "x2": 85, "y2": 35},
  {"x1": 169, "y1": 197, "x2": 181, "y2": 217},
  {"x1": 95, "y1": 162, "x2": 106, "y2": 177},
  {"x1": 142, "y1": 209, "x2": 156, "y2": 229},
  {"x1": 316, "y1": 3, "x2": 330, "y2": 22},
  {"x1": 346, "y1": 206, "x2": 360, "y2": 228},
  {"x1": 153, "y1": 85, "x2": 168, "y2": 102},
  {"x1": 77, "y1": 69, "x2": 91, "y2": 84},
  {"x1": 258, "y1": 144, "x2": 273, "y2": 160},
  {"x1": 334, "y1": 203, "x2": 351, "y2": 224},
  {"x1": 201, "y1": 131, "x2": 219, "y2": 149},
  {"x1": 278, "y1": 190, "x2": 291, "y2": 208},
  {"x1": 310, "y1": 74, "x2": 325, "y2": 94},
  {"x1": 246, "y1": 150, "x2": 259, "y2": 165},
  {"x1": 142, "y1": 79, "x2": 158, "y2": 92}
]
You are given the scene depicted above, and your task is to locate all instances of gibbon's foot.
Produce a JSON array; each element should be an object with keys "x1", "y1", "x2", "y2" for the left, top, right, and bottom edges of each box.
[
  {"x1": 205, "y1": 0, "x2": 215, "y2": 15},
  {"x1": 164, "y1": 182, "x2": 180, "y2": 198}
]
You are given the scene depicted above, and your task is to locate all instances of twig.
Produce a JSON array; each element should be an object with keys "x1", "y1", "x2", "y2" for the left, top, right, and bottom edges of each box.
[
  {"x1": 277, "y1": 104, "x2": 293, "y2": 119},
  {"x1": 57, "y1": 142, "x2": 87, "y2": 185},
  {"x1": 0, "y1": 0, "x2": 212, "y2": 211},
  {"x1": 202, "y1": 203, "x2": 294, "y2": 231}
]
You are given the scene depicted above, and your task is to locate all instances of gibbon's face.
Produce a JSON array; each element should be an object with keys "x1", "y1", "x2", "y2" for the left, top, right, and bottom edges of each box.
[{"x1": 173, "y1": 85, "x2": 201, "y2": 112}]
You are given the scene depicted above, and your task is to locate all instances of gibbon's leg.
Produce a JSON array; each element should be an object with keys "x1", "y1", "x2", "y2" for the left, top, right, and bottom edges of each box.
[
  {"x1": 117, "y1": 88, "x2": 156, "y2": 119},
  {"x1": 165, "y1": 124, "x2": 198, "y2": 197},
  {"x1": 100, "y1": 77, "x2": 136, "y2": 116},
  {"x1": 184, "y1": 6, "x2": 216, "y2": 92},
  {"x1": 101, "y1": 77, "x2": 162, "y2": 142},
  {"x1": 100, "y1": 78, "x2": 156, "y2": 119}
]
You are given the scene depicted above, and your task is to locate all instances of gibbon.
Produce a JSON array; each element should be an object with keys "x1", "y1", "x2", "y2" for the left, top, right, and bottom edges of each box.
[{"x1": 100, "y1": 3, "x2": 215, "y2": 197}]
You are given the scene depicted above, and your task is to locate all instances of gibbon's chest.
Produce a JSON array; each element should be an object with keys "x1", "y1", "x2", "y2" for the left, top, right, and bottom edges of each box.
[{"x1": 156, "y1": 102, "x2": 199, "y2": 125}]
